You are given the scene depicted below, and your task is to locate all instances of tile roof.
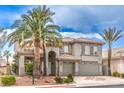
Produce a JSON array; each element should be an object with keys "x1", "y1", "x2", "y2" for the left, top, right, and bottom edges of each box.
[{"x1": 62, "y1": 37, "x2": 104, "y2": 45}]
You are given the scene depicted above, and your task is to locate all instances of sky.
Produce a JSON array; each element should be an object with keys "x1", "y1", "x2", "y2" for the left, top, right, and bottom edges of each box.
[{"x1": 1, "y1": 5, "x2": 124, "y2": 55}]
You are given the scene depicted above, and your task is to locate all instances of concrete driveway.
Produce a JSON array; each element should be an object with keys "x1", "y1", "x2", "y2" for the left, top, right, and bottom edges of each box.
[{"x1": 74, "y1": 76, "x2": 124, "y2": 87}]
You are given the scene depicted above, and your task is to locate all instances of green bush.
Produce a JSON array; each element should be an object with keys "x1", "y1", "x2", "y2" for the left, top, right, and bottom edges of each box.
[
  {"x1": 112, "y1": 72, "x2": 118, "y2": 77},
  {"x1": 25, "y1": 63, "x2": 33, "y2": 76},
  {"x1": 112, "y1": 72, "x2": 120, "y2": 77},
  {"x1": 117, "y1": 73, "x2": 121, "y2": 77},
  {"x1": 121, "y1": 73, "x2": 124, "y2": 78},
  {"x1": 1, "y1": 76, "x2": 16, "y2": 86},
  {"x1": 11, "y1": 63, "x2": 18, "y2": 74},
  {"x1": 63, "y1": 78, "x2": 72, "y2": 83},
  {"x1": 67, "y1": 74, "x2": 74, "y2": 82},
  {"x1": 54, "y1": 76, "x2": 63, "y2": 84}
]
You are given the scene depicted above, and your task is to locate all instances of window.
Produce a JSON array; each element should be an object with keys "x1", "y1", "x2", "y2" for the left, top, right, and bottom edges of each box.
[
  {"x1": 82, "y1": 45, "x2": 99, "y2": 56},
  {"x1": 64, "y1": 45, "x2": 69, "y2": 53},
  {"x1": 60, "y1": 44, "x2": 70, "y2": 54},
  {"x1": 81, "y1": 45, "x2": 85, "y2": 55},
  {"x1": 85, "y1": 46, "x2": 90, "y2": 55},
  {"x1": 90, "y1": 46, "x2": 93, "y2": 55},
  {"x1": 93, "y1": 46, "x2": 98, "y2": 55}
]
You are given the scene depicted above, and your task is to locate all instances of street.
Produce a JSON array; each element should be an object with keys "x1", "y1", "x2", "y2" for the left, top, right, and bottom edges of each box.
[{"x1": 76, "y1": 84, "x2": 124, "y2": 88}]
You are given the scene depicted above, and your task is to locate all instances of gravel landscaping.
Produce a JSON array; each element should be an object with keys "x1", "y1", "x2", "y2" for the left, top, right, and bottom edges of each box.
[{"x1": 15, "y1": 76, "x2": 56, "y2": 86}]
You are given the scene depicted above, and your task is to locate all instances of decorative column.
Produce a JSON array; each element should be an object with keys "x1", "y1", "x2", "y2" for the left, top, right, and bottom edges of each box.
[
  {"x1": 59, "y1": 61, "x2": 63, "y2": 76},
  {"x1": 19, "y1": 55, "x2": 25, "y2": 76},
  {"x1": 75, "y1": 62, "x2": 79, "y2": 75},
  {"x1": 55, "y1": 60, "x2": 58, "y2": 76},
  {"x1": 97, "y1": 63, "x2": 102, "y2": 75},
  {"x1": 46, "y1": 51, "x2": 49, "y2": 76}
]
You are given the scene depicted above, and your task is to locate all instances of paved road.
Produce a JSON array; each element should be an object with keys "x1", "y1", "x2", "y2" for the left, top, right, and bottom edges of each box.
[{"x1": 76, "y1": 84, "x2": 124, "y2": 88}]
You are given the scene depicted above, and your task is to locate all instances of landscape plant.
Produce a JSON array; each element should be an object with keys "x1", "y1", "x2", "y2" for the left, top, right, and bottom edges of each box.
[
  {"x1": 25, "y1": 62, "x2": 33, "y2": 76},
  {"x1": 54, "y1": 76, "x2": 63, "y2": 84},
  {"x1": 1, "y1": 75, "x2": 16, "y2": 86},
  {"x1": 11, "y1": 63, "x2": 18, "y2": 74},
  {"x1": 121, "y1": 73, "x2": 124, "y2": 78}
]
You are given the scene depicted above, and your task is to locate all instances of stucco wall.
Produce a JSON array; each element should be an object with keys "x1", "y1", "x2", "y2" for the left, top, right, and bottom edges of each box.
[{"x1": 73, "y1": 43, "x2": 81, "y2": 57}]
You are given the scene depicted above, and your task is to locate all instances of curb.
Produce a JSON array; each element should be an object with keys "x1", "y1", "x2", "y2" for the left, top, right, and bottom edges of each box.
[
  {"x1": 35, "y1": 84, "x2": 77, "y2": 88},
  {"x1": 75, "y1": 82, "x2": 124, "y2": 88}
]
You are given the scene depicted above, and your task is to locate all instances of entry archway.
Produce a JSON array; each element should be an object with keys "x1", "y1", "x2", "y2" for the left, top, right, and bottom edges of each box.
[{"x1": 48, "y1": 51, "x2": 56, "y2": 76}]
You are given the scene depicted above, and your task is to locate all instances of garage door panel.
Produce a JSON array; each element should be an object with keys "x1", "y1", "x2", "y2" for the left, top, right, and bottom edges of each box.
[
  {"x1": 63, "y1": 63, "x2": 74, "y2": 75},
  {"x1": 79, "y1": 62, "x2": 99, "y2": 76}
]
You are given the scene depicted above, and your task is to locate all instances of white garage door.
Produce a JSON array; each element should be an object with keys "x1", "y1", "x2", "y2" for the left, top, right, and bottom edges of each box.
[
  {"x1": 79, "y1": 62, "x2": 99, "y2": 76},
  {"x1": 63, "y1": 62, "x2": 74, "y2": 75}
]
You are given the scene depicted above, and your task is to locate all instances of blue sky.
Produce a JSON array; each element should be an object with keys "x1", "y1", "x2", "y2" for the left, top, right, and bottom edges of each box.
[{"x1": 1, "y1": 5, "x2": 124, "y2": 54}]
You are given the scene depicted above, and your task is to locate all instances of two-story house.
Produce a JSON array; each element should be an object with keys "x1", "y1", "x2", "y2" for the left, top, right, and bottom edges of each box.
[{"x1": 15, "y1": 37, "x2": 104, "y2": 76}]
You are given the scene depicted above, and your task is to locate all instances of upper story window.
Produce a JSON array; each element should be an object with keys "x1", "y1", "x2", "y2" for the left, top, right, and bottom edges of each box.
[
  {"x1": 63, "y1": 45, "x2": 69, "y2": 53},
  {"x1": 84, "y1": 45, "x2": 90, "y2": 55},
  {"x1": 81, "y1": 44, "x2": 99, "y2": 56},
  {"x1": 60, "y1": 44, "x2": 72, "y2": 54},
  {"x1": 93, "y1": 46, "x2": 98, "y2": 55}
]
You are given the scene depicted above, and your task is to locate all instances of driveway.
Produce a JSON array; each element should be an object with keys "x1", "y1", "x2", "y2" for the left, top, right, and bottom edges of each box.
[{"x1": 74, "y1": 76, "x2": 124, "y2": 87}]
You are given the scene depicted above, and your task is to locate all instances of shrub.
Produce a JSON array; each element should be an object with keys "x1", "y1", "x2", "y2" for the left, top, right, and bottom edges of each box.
[
  {"x1": 11, "y1": 63, "x2": 18, "y2": 74},
  {"x1": 112, "y1": 72, "x2": 118, "y2": 77},
  {"x1": 117, "y1": 73, "x2": 121, "y2": 77},
  {"x1": 25, "y1": 63, "x2": 33, "y2": 76},
  {"x1": 63, "y1": 78, "x2": 72, "y2": 83},
  {"x1": 112, "y1": 72, "x2": 120, "y2": 77},
  {"x1": 121, "y1": 73, "x2": 124, "y2": 78},
  {"x1": 54, "y1": 76, "x2": 63, "y2": 84},
  {"x1": 67, "y1": 74, "x2": 74, "y2": 82},
  {"x1": 1, "y1": 75, "x2": 16, "y2": 86}
]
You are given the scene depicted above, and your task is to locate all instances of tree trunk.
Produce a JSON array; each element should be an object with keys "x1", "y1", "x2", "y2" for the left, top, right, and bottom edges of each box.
[
  {"x1": 6, "y1": 57, "x2": 11, "y2": 75},
  {"x1": 108, "y1": 45, "x2": 112, "y2": 76},
  {"x1": 43, "y1": 40, "x2": 47, "y2": 76},
  {"x1": 33, "y1": 38, "x2": 41, "y2": 78}
]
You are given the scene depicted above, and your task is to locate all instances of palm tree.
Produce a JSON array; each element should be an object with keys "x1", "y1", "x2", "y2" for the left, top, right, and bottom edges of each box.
[
  {"x1": 3, "y1": 50, "x2": 11, "y2": 75},
  {"x1": 8, "y1": 6, "x2": 58, "y2": 78},
  {"x1": 99, "y1": 27, "x2": 124, "y2": 76}
]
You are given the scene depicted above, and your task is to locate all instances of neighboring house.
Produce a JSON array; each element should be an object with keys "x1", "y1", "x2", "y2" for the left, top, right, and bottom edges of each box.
[
  {"x1": 0, "y1": 58, "x2": 6, "y2": 75},
  {"x1": 102, "y1": 47, "x2": 124, "y2": 75},
  {"x1": 14, "y1": 37, "x2": 104, "y2": 76}
]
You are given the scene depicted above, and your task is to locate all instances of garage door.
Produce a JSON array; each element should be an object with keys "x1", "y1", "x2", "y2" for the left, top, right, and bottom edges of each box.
[
  {"x1": 63, "y1": 62, "x2": 74, "y2": 75},
  {"x1": 79, "y1": 62, "x2": 99, "y2": 76}
]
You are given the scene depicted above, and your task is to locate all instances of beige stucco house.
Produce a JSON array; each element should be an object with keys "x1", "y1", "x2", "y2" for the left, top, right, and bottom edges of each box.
[
  {"x1": 15, "y1": 37, "x2": 104, "y2": 76},
  {"x1": 102, "y1": 47, "x2": 124, "y2": 75}
]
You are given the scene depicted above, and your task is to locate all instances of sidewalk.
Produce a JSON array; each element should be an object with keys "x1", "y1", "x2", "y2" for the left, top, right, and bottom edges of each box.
[{"x1": 74, "y1": 76, "x2": 124, "y2": 87}]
